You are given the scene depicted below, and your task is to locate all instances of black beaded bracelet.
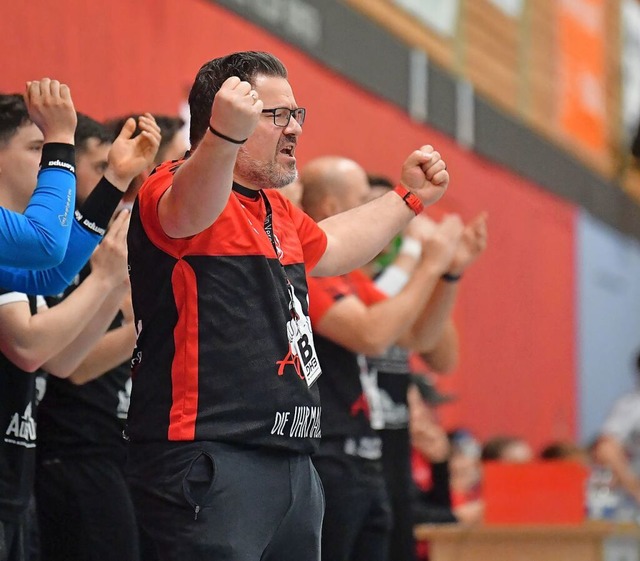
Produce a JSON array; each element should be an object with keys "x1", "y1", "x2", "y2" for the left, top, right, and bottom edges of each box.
[
  {"x1": 442, "y1": 272, "x2": 462, "y2": 283},
  {"x1": 208, "y1": 125, "x2": 247, "y2": 145}
]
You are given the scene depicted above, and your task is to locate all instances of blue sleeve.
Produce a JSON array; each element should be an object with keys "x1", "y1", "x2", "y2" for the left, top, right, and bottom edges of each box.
[
  {"x1": 0, "y1": 165, "x2": 75, "y2": 269},
  {"x1": 0, "y1": 219, "x2": 100, "y2": 295}
]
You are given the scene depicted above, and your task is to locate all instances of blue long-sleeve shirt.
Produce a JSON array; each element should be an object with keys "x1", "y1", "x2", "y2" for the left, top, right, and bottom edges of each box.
[
  {"x1": 0, "y1": 144, "x2": 76, "y2": 270},
  {"x1": 0, "y1": 143, "x2": 123, "y2": 295}
]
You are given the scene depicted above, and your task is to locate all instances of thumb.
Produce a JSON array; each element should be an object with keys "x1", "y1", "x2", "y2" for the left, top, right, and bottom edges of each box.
[{"x1": 116, "y1": 117, "x2": 137, "y2": 141}]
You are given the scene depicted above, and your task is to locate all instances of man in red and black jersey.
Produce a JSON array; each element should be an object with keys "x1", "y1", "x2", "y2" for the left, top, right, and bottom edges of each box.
[
  {"x1": 125, "y1": 51, "x2": 451, "y2": 561},
  {"x1": 300, "y1": 156, "x2": 463, "y2": 561}
]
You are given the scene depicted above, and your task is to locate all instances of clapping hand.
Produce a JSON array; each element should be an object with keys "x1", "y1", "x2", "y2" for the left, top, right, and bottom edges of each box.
[{"x1": 104, "y1": 114, "x2": 162, "y2": 191}]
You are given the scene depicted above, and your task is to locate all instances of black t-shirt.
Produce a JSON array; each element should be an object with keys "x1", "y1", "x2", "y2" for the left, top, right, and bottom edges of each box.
[
  {"x1": 37, "y1": 265, "x2": 130, "y2": 464},
  {"x1": 306, "y1": 271, "x2": 386, "y2": 449},
  {"x1": 0, "y1": 292, "x2": 40, "y2": 522},
  {"x1": 313, "y1": 334, "x2": 376, "y2": 440}
]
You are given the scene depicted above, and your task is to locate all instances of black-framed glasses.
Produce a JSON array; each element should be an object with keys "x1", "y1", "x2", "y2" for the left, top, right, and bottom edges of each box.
[{"x1": 261, "y1": 107, "x2": 306, "y2": 128}]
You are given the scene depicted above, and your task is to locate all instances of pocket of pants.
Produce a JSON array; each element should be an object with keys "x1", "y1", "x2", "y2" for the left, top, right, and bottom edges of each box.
[{"x1": 181, "y1": 451, "x2": 217, "y2": 521}]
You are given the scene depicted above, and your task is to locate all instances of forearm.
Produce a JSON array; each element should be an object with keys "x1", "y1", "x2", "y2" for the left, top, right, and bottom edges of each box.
[
  {"x1": 160, "y1": 133, "x2": 239, "y2": 238},
  {"x1": 11, "y1": 275, "x2": 115, "y2": 370},
  {"x1": 374, "y1": 246, "x2": 421, "y2": 296},
  {"x1": 0, "y1": 144, "x2": 75, "y2": 269},
  {"x1": 598, "y1": 437, "x2": 640, "y2": 501},
  {"x1": 46, "y1": 288, "x2": 131, "y2": 378},
  {"x1": 613, "y1": 462, "x2": 640, "y2": 500},
  {"x1": 405, "y1": 281, "x2": 459, "y2": 353},
  {"x1": 362, "y1": 262, "x2": 443, "y2": 355},
  {"x1": 0, "y1": 177, "x2": 123, "y2": 295},
  {"x1": 313, "y1": 191, "x2": 414, "y2": 276},
  {"x1": 66, "y1": 323, "x2": 135, "y2": 385},
  {"x1": 0, "y1": 221, "x2": 99, "y2": 295},
  {"x1": 419, "y1": 322, "x2": 459, "y2": 373}
]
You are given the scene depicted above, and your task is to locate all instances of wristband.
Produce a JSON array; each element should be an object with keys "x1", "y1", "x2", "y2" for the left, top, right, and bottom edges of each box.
[
  {"x1": 74, "y1": 177, "x2": 122, "y2": 236},
  {"x1": 40, "y1": 143, "x2": 75, "y2": 174},
  {"x1": 442, "y1": 272, "x2": 462, "y2": 283},
  {"x1": 208, "y1": 125, "x2": 247, "y2": 145},
  {"x1": 393, "y1": 184, "x2": 424, "y2": 216},
  {"x1": 375, "y1": 265, "x2": 410, "y2": 296},
  {"x1": 399, "y1": 237, "x2": 422, "y2": 259}
]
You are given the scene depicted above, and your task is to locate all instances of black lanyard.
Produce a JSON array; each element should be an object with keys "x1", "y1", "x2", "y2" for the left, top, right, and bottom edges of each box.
[
  {"x1": 259, "y1": 191, "x2": 299, "y2": 320},
  {"x1": 259, "y1": 190, "x2": 280, "y2": 258}
]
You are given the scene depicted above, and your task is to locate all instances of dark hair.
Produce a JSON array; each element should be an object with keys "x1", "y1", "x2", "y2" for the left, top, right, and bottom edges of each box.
[
  {"x1": 539, "y1": 440, "x2": 583, "y2": 461},
  {"x1": 75, "y1": 113, "x2": 111, "y2": 153},
  {"x1": 0, "y1": 94, "x2": 30, "y2": 146},
  {"x1": 105, "y1": 114, "x2": 185, "y2": 164},
  {"x1": 367, "y1": 174, "x2": 394, "y2": 189},
  {"x1": 188, "y1": 51, "x2": 288, "y2": 147},
  {"x1": 481, "y1": 435, "x2": 521, "y2": 461}
]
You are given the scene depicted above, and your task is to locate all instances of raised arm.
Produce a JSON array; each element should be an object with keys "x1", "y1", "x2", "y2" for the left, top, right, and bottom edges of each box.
[
  {"x1": 406, "y1": 213, "x2": 488, "y2": 354},
  {"x1": 312, "y1": 146, "x2": 449, "y2": 276},
  {"x1": 313, "y1": 228, "x2": 459, "y2": 357},
  {"x1": 158, "y1": 77, "x2": 263, "y2": 238},
  {"x1": 0, "y1": 115, "x2": 160, "y2": 295},
  {"x1": 0, "y1": 78, "x2": 77, "y2": 269}
]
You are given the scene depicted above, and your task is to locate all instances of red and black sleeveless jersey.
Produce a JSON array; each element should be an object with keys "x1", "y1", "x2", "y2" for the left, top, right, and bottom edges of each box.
[{"x1": 126, "y1": 161, "x2": 327, "y2": 454}]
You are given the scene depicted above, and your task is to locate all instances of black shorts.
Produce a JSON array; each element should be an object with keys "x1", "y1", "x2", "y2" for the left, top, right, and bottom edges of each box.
[{"x1": 127, "y1": 441, "x2": 324, "y2": 561}]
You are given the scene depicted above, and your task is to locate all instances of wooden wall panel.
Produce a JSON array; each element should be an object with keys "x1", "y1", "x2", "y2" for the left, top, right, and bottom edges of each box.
[{"x1": 345, "y1": 0, "x2": 624, "y2": 184}]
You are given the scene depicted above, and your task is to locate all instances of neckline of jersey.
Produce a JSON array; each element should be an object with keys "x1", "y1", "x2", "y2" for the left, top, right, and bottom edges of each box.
[{"x1": 232, "y1": 181, "x2": 261, "y2": 200}]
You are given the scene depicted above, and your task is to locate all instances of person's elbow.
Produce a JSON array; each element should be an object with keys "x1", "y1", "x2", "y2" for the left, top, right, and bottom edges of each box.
[
  {"x1": 24, "y1": 241, "x2": 67, "y2": 271},
  {"x1": 7, "y1": 348, "x2": 48, "y2": 374},
  {"x1": 429, "y1": 354, "x2": 458, "y2": 374}
]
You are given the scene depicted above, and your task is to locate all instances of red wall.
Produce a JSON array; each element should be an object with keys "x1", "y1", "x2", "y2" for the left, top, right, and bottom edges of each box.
[{"x1": 2, "y1": 0, "x2": 577, "y2": 450}]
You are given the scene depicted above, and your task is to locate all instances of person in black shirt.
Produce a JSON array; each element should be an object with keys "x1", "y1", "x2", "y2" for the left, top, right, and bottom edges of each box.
[
  {"x1": 0, "y1": 104, "x2": 160, "y2": 561},
  {"x1": 34, "y1": 115, "x2": 151, "y2": 561}
]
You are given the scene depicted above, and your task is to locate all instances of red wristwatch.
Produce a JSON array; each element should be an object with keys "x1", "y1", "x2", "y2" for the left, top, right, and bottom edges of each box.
[{"x1": 393, "y1": 184, "x2": 424, "y2": 216}]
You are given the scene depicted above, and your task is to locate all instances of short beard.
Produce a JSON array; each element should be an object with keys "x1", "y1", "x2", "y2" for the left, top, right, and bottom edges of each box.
[{"x1": 235, "y1": 147, "x2": 297, "y2": 190}]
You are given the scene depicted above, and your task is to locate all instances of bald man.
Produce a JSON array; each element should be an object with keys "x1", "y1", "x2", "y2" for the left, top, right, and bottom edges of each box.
[{"x1": 300, "y1": 156, "x2": 463, "y2": 561}]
